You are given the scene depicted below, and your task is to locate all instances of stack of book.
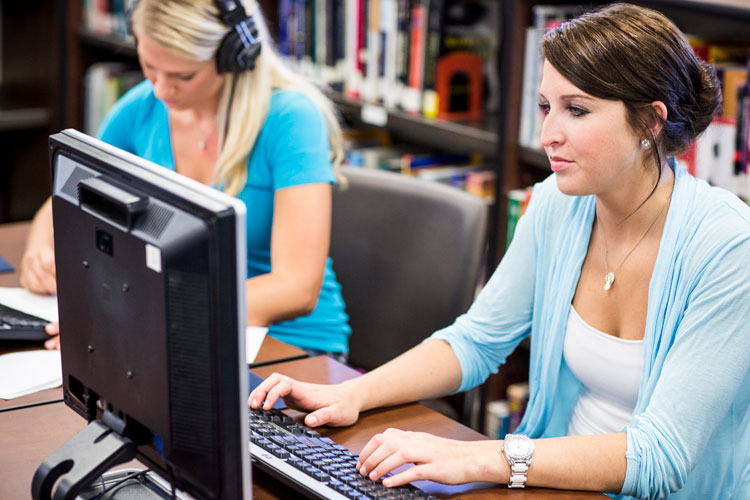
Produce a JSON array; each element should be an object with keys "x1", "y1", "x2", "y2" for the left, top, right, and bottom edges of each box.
[
  {"x1": 678, "y1": 40, "x2": 750, "y2": 202},
  {"x1": 277, "y1": 0, "x2": 500, "y2": 120}
]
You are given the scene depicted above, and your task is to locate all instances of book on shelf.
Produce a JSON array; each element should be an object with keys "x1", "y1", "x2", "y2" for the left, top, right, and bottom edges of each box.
[
  {"x1": 505, "y1": 187, "x2": 532, "y2": 250},
  {"x1": 506, "y1": 381, "x2": 529, "y2": 434},
  {"x1": 82, "y1": 0, "x2": 132, "y2": 41},
  {"x1": 84, "y1": 63, "x2": 142, "y2": 136},
  {"x1": 517, "y1": 5, "x2": 579, "y2": 149}
]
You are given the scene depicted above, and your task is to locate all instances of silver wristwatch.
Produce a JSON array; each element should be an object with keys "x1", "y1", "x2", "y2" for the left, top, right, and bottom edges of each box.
[{"x1": 502, "y1": 433, "x2": 534, "y2": 488}]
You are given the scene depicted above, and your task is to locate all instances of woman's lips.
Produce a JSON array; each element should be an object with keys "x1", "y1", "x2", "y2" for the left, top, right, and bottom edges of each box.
[{"x1": 549, "y1": 156, "x2": 573, "y2": 172}]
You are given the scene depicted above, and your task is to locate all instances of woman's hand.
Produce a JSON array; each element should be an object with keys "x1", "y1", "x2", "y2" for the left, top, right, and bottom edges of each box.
[
  {"x1": 44, "y1": 322, "x2": 60, "y2": 350},
  {"x1": 19, "y1": 245, "x2": 57, "y2": 295},
  {"x1": 356, "y1": 429, "x2": 504, "y2": 487},
  {"x1": 248, "y1": 373, "x2": 362, "y2": 428}
]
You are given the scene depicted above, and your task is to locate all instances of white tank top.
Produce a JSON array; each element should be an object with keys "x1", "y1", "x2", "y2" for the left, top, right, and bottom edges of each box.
[{"x1": 563, "y1": 305, "x2": 644, "y2": 436}]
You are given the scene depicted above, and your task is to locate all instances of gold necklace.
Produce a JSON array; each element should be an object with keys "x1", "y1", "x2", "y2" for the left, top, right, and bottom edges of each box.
[{"x1": 598, "y1": 191, "x2": 672, "y2": 291}]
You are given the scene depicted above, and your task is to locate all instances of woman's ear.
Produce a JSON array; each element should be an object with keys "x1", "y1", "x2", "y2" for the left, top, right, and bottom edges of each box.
[{"x1": 649, "y1": 100, "x2": 668, "y2": 139}]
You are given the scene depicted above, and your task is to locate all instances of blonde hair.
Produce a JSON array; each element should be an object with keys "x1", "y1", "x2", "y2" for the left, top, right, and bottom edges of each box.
[{"x1": 131, "y1": 0, "x2": 345, "y2": 196}]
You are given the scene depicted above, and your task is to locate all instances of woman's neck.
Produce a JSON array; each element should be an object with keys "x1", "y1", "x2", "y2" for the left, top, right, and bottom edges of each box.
[{"x1": 595, "y1": 164, "x2": 674, "y2": 239}]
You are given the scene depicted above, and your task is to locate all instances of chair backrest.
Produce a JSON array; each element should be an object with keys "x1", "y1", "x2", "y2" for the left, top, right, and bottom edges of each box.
[{"x1": 331, "y1": 166, "x2": 489, "y2": 371}]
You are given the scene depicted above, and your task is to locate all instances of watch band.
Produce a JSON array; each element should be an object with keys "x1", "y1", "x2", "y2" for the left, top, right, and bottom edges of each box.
[{"x1": 508, "y1": 462, "x2": 530, "y2": 488}]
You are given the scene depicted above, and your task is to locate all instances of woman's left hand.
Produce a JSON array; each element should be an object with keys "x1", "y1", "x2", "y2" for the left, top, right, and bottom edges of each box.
[{"x1": 355, "y1": 428, "x2": 504, "y2": 487}]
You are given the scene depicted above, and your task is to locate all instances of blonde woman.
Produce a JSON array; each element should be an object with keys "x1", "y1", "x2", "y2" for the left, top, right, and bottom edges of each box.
[{"x1": 20, "y1": 0, "x2": 351, "y2": 358}]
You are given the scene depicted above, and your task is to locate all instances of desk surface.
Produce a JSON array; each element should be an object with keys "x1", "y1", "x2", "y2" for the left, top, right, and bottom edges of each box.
[{"x1": 1, "y1": 355, "x2": 605, "y2": 499}]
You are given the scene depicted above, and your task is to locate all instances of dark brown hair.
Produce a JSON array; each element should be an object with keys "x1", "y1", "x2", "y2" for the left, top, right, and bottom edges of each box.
[{"x1": 541, "y1": 3, "x2": 721, "y2": 168}]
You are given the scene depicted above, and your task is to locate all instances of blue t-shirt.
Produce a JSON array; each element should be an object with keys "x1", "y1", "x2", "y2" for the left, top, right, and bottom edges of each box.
[{"x1": 98, "y1": 80, "x2": 350, "y2": 353}]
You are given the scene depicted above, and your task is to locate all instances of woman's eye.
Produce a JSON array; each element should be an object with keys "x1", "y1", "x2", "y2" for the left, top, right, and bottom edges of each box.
[
  {"x1": 538, "y1": 103, "x2": 550, "y2": 117},
  {"x1": 177, "y1": 73, "x2": 196, "y2": 81},
  {"x1": 569, "y1": 106, "x2": 588, "y2": 117}
]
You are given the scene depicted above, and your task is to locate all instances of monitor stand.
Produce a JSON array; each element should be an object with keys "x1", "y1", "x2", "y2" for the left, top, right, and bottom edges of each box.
[{"x1": 31, "y1": 418, "x2": 137, "y2": 500}]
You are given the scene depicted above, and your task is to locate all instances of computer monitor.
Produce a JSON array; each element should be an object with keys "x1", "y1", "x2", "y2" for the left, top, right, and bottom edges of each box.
[{"x1": 32, "y1": 129, "x2": 251, "y2": 500}]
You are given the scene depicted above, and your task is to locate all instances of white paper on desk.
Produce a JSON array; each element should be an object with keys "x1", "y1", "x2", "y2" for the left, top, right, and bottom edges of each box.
[
  {"x1": 0, "y1": 287, "x2": 58, "y2": 322},
  {"x1": 0, "y1": 350, "x2": 62, "y2": 399},
  {"x1": 246, "y1": 326, "x2": 268, "y2": 364}
]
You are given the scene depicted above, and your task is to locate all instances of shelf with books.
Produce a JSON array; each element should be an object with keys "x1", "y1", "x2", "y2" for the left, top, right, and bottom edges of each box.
[{"x1": 330, "y1": 91, "x2": 498, "y2": 157}]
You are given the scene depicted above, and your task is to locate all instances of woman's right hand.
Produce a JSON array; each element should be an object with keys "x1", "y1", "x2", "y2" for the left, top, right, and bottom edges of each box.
[
  {"x1": 19, "y1": 245, "x2": 57, "y2": 295},
  {"x1": 248, "y1": 373, "x2": 362, "y2": 428}
]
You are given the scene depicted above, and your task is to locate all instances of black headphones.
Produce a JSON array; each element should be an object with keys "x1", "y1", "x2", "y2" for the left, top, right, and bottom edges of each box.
[
  {"x1": 213, "y1": 0, "x2": 262, "y2": 73},
  {"x1": 128, "y1": 0, "x2": 262, "y2": 74}
]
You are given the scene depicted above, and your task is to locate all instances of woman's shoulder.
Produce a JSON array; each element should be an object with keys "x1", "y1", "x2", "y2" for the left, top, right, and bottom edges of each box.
[
  {"x1": 677, "y1": 167, "x2": 750, "y2": 237},
  {"x1": 268, "y1": 89, "x2": 324, "y2": 123},
  {"x1": 671, "y1": 167, "x2": 750, "y2": 274}
]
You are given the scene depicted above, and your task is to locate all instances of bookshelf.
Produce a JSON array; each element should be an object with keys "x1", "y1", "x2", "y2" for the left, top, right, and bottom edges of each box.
[
  {"x1": 48, "y1": 0, "x2": 750, "y2": 431},
  {"x1": 0, "y1": 0, "x2": 59, "y2": 223}
]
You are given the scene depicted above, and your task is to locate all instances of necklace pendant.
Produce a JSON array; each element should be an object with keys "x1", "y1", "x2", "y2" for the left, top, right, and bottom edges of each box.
[{"x1": 603, "y1": 272, "x2": 615, "y2": 291}]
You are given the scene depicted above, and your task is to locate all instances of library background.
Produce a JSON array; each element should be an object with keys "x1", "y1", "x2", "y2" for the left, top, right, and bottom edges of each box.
[{"x1": 1, "y1": 0, "x2": 748, "y2": 437}]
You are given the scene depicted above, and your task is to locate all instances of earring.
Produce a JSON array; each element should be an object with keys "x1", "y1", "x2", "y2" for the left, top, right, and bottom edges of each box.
[{"x1": 641, "y1": 138, "x2": 651, "y2": 149}]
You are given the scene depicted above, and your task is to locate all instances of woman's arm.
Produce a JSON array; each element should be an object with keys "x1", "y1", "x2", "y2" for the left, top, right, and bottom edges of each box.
[
  {"x1": 250, "y1": 338, "x2": 463, "y2": 426},
  {"x1": 357, "y1": 432, "x2": 627, "y2": 492},
  {"x1": 245, "y1": 182, "x2": 331, "y2": 326},
  {"x1": 20, "y1": 197, "x2": 56, "y2": 295}
]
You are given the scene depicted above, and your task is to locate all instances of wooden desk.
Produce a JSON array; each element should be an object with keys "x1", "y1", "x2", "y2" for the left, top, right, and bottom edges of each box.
[{"x1": 1, "y1": 355, "x2": 605, "y2": 499}]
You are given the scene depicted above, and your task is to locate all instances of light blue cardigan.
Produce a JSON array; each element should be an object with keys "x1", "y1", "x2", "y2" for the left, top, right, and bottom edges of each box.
[{"x1": 431, "y1": 164, "x2": 750, "y2": 499}]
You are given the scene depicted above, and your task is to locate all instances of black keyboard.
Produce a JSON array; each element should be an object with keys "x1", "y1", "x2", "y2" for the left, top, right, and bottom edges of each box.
[
  {"x1": 249, "y1": 408, "x2": 438, "y2": 500},
  {"x1": 0, "y1": 303, "x2": 49, "y2": 341}
]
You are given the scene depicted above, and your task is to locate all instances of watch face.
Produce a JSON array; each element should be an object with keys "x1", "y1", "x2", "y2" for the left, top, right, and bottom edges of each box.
[{"x1": 505, "y1": 435, "x2": 533, "y2": 459}]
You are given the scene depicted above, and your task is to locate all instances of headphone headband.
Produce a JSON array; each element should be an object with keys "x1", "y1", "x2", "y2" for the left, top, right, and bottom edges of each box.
[{"x1": 213, "y1": 0, "x2": 262, "y2": 73}]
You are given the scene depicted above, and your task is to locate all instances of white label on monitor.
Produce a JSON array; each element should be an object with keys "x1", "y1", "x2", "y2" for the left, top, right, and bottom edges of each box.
[{"x1": 146, "y1": 244, "x2": 162, "y2": 273}]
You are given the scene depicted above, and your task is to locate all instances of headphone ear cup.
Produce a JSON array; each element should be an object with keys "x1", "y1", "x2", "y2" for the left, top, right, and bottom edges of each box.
[
  {"x1": 215, "y1": 25, "x2": 262, "y2": 73},
  {"x1": 216, "y1": 31, "x2": 242, "y2": 73}
]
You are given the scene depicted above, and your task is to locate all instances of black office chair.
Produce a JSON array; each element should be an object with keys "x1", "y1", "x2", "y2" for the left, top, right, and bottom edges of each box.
[{"x1": 330, "y1": 166, "x2": 489, "y2": 421}]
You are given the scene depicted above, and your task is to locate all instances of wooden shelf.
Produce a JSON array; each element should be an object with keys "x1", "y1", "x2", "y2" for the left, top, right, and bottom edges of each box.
[
  {"x1": 329, "y1": 93, "x2": 498, "y2": 158},
  {"x1": 0, "y1": 108, "x2": 51, "y2": 131},
  {"x1": 78, "y1": 29, "x2": 137, "y2": 57}
]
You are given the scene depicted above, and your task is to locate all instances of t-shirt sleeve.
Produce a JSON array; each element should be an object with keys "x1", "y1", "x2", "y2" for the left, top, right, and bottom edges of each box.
[{"x1": 262, "y1": 92, "x2": 335, "y2": 190}]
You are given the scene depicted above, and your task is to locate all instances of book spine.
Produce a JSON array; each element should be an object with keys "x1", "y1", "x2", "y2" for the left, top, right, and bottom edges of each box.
[
  {"x1": 421, "y1": 0, "x2": 444, "y2": 117},
  {"x1": 405, "y1": 1, "x2": 427, "y2": 113},
  {"x1": 394, "y1": 0, "x2": 412, "y2": 109},
  {"x1": 363, "y1": 0, "x2": 382, "y2": 103},
  {"x1": 344, "y1": 0, "x2": 362, "y2": 98}
]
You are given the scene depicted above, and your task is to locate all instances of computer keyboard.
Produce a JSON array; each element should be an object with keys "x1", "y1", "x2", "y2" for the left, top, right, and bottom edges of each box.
[
  {"x1": 0, "y1": 303, "x2": 49, "y2": 341},
  {"x1": 249, "y1": 408, "x2": 438, "y2": 500}
]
